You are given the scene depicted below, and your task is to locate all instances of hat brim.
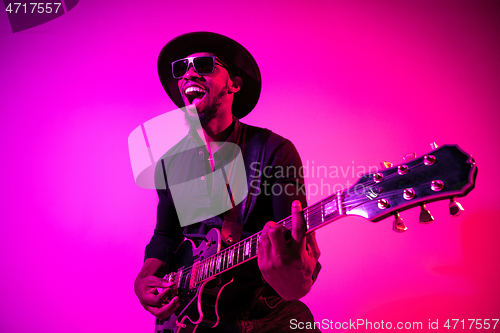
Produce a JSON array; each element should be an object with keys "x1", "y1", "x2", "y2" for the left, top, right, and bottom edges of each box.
[{"x1": 158, "y1": 32, "x2": 261, "y2": 119}]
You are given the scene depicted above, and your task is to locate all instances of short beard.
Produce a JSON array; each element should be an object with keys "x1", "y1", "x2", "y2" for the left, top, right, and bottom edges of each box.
[
  {"x1": 184, "y1": 82, "x2": 228, "y2": 130},
  {"x1": 184, "y1": 103, "x2": 219, "y2": 129}
]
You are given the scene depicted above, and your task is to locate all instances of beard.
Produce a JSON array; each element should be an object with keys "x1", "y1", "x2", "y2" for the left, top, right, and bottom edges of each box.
[
  {"x1": 184, "y1": 103, "x2": 220, "y2": 129},
  {"x1": 184, "y1": 82, "x2": 229, "y2": 129}
]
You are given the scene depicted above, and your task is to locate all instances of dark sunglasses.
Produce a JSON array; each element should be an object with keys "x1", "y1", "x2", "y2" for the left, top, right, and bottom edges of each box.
[{"x1": 171, "y1": 56, "x2": 228, "y2": 79}]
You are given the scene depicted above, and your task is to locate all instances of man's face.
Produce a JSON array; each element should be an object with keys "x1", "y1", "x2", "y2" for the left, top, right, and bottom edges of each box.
[{"x1": 176, "y1": 52, "x2": 234, "y2": 126}]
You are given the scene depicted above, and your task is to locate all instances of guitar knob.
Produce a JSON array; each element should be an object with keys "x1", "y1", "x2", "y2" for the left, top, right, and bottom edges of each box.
[
  {"x1": 449, "y1": 198, "x2": 464, "y2": 216},
  {"x1": 403, "y1": 188, "x2": 415, "y2": 200},
  {"x1": 378, "y1": 198, "x2": 390, "y2": 209},
  {"x1": 393, "y1": 212, "x2": 407, "y2": 233},
  {"x1": 373, "y1": 173, "x2": 384, "y2": 183},
  {"x1": 424, "y1": 155, "x2": 437, "y2": 166},
  {"x1": 403, "y1": 153, "x2": 416, "y2": 162},
  {"x1": 419, "y1": 204, "x2": 434, "y2": 223},
  {"x1": 398, "y1": 165, "x2": 410, "y2": 175},
  {"x1": 431, "y1": 180, "x2": 444, "y2": 191},
  {"x1": 380, "y1": 161, "x2": 393, "y2": 169},
  {"x1": 430, "y1": 142, "x2": 439, "y2": 149}
]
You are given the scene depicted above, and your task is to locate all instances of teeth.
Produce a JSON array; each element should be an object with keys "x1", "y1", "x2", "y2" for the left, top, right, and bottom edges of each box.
[{"x1": 185, "y1": 86, "x2": 206, "y2": 94}]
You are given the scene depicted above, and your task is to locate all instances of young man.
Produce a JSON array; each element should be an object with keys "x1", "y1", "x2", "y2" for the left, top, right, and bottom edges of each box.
[{"x1": 134, "y1": 32, "x2": 321, "y2": 332}]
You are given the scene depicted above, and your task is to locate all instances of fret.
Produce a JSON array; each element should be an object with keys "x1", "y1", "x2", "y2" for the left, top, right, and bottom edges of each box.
[
  {"x1": 233, "y1": 246, "x2": 238, "y2": 265},
  {"x1": 238, "y1": 242, "x2": 244, "y2": 262},
  {"x1": 244, "y1": 239, "x2": 250, "y2": 258},
  {"x1": 216, "y1": 255, "x2": 221, "y2": 272},
  {"x1": 242, "y1": 241, "x2": 247, "y2": 261},
  {"x1": 222, "y1": 249, "x2": 227, "y2": 270},
  {"x1": 228, "y1": 248, "x2": 234, "y2": 266},
  {"x1": 323, "y1": 196, "x2": 339, "y2": 221},
  {"x1": 306, "y1": 203, "x2": 322, "y2": 230},
  {"x1": 255, "y1": 234, "x2": 260, "y2": 255},
  {"x1": 336, "y1": 190, "x2": 344, "y2": 215},
  {"x1": 232, "y1": 244, "x2": 237, "y2": 265},
  {"x1": 251, "y1": 235, "x2": 258, "y2": 257},
  {"x1": 320, "y1": 200, "x2": 324, "y2": 225},
  {"x1": 235, "y1": 243, "x2": 241, "y2": 264},
  {"x1": 304, "y1": 208, "x2": 310, "y2": 230},
  {"x1": 205, "y1": 258, "x2": 209, "y2": 278},
  {"x1": 177, "y1": 268, "x2": 183, "y2": 289}
]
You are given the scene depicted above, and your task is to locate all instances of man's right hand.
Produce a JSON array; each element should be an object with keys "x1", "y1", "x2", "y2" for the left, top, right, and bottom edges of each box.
[{"x1": 134, "y1": 258, "x2": 181, "y2": 320}]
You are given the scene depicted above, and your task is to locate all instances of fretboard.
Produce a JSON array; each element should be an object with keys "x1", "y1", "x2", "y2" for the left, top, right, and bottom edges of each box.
[{"x1": 188, "y1": 191, "x2": 344, "y2": 284}]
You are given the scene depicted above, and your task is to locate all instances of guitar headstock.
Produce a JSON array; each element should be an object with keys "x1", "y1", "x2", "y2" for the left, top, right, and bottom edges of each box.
[{"x1": 343, "y1": 144, "x2": 477, "y2": 232}]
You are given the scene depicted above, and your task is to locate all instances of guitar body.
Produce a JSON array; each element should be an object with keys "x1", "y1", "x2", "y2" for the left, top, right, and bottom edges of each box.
[{"x1": 155, "y1": 228, "x2": 233, "y2": 333}]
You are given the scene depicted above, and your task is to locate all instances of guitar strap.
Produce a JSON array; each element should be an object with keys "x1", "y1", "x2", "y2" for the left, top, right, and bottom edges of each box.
[{"x1": 221, "y1": 124, "x2": 271, "y2": 245}]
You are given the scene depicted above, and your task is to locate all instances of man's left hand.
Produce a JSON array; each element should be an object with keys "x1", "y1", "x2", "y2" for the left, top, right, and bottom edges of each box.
[{"x1": 258, "y1": 200, "x2": 321, "y2": 300}]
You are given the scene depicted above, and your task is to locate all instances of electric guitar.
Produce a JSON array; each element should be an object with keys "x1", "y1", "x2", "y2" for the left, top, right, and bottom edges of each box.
[{"x1": 155, "y1": 144, "x2": 477, "y2": 333}]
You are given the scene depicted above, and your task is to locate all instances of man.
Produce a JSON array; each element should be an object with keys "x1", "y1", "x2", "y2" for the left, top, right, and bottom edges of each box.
[{"x1": 134, "y1": 32, "x2": 321, "y2": 332}]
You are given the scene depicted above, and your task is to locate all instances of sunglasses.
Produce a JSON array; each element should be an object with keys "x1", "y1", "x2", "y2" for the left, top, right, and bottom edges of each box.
[{"x1": 171, "y1": 56, "x2": 228, "y2": 79}]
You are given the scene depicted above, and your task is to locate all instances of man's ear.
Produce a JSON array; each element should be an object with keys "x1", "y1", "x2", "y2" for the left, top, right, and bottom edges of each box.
[{"x1": 228, "y1": 76, "x2": 243, "y2": 94}]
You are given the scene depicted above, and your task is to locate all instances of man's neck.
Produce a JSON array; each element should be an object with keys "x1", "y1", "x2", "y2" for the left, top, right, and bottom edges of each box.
[
  {"x1": 196, "y1": 112, "x2": 234, "y2": 172},
  {"x1": 197, "y1": 111, "x2": 233, "y2": 147}
]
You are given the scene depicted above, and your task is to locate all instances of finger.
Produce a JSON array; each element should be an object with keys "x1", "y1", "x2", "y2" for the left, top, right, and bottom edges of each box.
[
  {"x1": 141, "y1": 281, "x2": 176, "y2": 306},
  {"x1": 262, "y1": 221, "x2": 276, "y2": 234},
  {"x1": 145, "y1": 296, "x2": 181, "y2": 320},
  {"x1": 142, "y1": 291, "x2": 169, "y2": 307},
  {"x1": 155, "y1": 278, "x2": 175, "y2": 289},
  {"x1": 157, "y1": 285, "x2": 176, "y2": 303},
  {"x1": 267, "y1": 223, "x2": 286, "y2": 254},
  {"x1": 291, "y1": 200, "x2": 306, "y2": 243},
  {"x1": 306, "y1": 232, "x2": 321, "y2": 261},
  {"x1": 143, "y1": 275, "x2": 172, "y2": 289},
  {"x1": 258, "y1": 222, "x2": 273, "y2": 259}
]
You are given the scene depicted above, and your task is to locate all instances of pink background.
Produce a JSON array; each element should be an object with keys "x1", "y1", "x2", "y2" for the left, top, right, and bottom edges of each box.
[{"x1": 1, "y1": 0, "x2": 499, "y2": 331}]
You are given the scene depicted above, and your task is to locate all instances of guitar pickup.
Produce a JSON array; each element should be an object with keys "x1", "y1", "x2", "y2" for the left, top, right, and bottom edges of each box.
[{"x1": 189, "y1": 262, "x2": 200, "y2": 289}]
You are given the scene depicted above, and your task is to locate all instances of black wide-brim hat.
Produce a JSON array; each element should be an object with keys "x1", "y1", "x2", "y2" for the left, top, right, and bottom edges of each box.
[{"x1": 158, "y1": 32, "x2": 261, "y2": 119}]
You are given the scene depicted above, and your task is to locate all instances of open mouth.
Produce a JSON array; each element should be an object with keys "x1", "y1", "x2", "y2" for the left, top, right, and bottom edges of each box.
[{"x1": 184, "y1": 86, "x2": 207, "y2": 105}]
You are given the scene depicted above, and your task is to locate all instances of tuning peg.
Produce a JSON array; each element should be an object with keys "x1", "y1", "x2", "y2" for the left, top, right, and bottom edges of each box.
[
  {"x1": 430, "y1": 142, "x2": 439, "y2": 150},
  {"x1": 418, "y1": 204, "x2": 434, "y2": 223},
  {"x1": 403, "y1": 153, "x2": 416, "y2": 162},
  {"x1": 392, "y1": 212, "x2": 407, "y2": 233},
  {"x1": 449, "y1": 198, "x2": 464, "y2": 216},
  {"x1": 380, "y1": 161, "x2": 393, "y2": 169}
]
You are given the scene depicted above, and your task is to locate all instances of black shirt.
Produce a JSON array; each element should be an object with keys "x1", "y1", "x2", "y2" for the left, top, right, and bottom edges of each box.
[{"x1": 144, "y1": 117, "x2": 310, "y2": 315}]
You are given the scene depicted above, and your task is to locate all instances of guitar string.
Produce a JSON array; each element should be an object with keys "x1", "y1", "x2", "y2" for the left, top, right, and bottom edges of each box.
[
  {"x1": 175, "y1": 193, "x2": 350, "y2": 281},
  {"x1": 173, "y1": 191, "x2": 340, "y2": 281},
  {"x1": 180, "y1": 199, "x2": 334, "y2": 283},
  {"x1": 342, "y1": 160, "x2": 427, "y2": 197},
  {"x1": 171, "y1": 160, "x2": 432, "y2": 283},
  {"x1": 172, "y1": 184, "x2": 407, "y2": 284}
]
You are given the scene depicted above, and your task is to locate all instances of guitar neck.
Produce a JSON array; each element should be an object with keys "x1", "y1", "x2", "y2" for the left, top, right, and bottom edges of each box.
[
  {"x1": 190, "y1": 191, "x2": 344, "y2": 283},
  {"x1": 169, "y1": 144, "x2": 477, "y2": 290}
]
